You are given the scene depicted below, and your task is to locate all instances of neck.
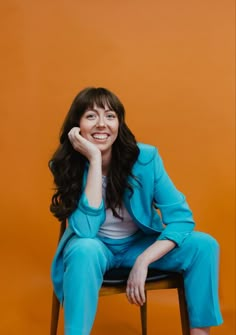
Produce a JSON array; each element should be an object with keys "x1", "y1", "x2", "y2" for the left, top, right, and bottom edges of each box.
[{"x1": 101, "y1": 150, "x2": 112, "y2": 176}]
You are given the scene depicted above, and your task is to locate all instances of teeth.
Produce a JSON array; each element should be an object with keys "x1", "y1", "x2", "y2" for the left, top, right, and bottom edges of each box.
[{"x1": 93, "y1": 134, "x2": 108, "y2": 139}]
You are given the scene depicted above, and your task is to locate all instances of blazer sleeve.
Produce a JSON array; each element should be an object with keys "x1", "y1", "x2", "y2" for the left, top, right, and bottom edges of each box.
[
  {"x1": 153, "y1": 148, "x2": 195, "y2": 246},
  {"x1": 68, "y1": 192, "x2": 105, "y2": 238}
]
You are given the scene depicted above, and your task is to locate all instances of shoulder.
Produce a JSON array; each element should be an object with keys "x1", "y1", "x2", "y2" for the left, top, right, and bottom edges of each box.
[{"x1": 136, "y1": 142, "x2": 159, "y2": 165}]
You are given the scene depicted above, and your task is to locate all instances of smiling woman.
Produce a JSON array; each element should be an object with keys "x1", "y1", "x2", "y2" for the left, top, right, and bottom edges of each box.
[{"x1": 49, "y1": 87, "x2": 223, "y2": 335}]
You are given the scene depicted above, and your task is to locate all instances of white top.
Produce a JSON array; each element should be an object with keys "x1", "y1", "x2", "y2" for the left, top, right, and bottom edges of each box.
[{"x1": 97, "y1": 176, "x2": 139, "y2": 239}]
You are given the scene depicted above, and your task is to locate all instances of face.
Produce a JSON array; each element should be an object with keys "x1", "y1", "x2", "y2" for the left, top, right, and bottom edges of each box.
[{"x1": 79, "y1": 103, "x2": 119, "y2": 158}]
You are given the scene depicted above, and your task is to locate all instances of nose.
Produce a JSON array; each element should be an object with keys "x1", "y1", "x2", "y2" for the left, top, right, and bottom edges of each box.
[{"x1": 97, "y1": 116, "x2": 105, "y2": 127}]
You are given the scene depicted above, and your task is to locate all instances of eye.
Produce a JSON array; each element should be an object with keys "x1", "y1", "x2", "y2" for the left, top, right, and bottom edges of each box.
[
  {"x1": 86, "y1": 113, "x2": 96, "y2": 120},
  {"x1": 106, "y1": 113, "x2": 116, "y2": 119}
]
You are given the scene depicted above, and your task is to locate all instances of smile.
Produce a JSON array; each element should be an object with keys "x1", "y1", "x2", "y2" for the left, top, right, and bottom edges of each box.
[{"x1": 92, "y1": 133, "x2": 109, "y2": 140}]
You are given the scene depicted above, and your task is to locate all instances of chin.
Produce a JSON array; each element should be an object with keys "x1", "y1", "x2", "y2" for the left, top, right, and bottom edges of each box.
[
  {"x1": 98, "y1": 145, "x2": 112, "y2": 156},
  {"x1": 96, "y1": 145, "x2": 109, "y2": 152}
]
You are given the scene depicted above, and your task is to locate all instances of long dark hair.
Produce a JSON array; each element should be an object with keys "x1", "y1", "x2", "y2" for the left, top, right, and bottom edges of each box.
[{"x1": 49, "y1": 87, "x2": 140, "y2": 222}]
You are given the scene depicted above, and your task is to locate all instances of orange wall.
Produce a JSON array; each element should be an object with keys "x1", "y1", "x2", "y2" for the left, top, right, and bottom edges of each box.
[{"x1": 0, "y1": 0, "x2": 234, "y2": 334}]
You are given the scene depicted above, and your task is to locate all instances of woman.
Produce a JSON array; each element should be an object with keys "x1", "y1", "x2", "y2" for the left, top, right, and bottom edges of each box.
[{"x1": 50, "y1": 87, "x2": 223, "y2": 335}]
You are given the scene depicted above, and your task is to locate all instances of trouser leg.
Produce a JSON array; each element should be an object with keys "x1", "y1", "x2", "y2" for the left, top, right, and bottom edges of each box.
[
  {"x1": 120, "y1": 231, "x2": 223, "y2": 328},
  {"x1": 62, "y1": 236, "x2": 114, "y2": 335},
  {"x1": 170, "y1": 232, "x2": 223, "y2": 328}
]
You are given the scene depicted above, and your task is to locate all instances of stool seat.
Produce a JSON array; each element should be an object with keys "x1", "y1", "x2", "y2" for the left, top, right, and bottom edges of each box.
[{"x1": 103, "y1": 267, "x2": 177, "y2": 285}]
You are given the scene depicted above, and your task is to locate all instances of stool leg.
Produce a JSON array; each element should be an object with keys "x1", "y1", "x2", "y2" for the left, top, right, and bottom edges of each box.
[
  {"x1": 177, "y1": 284, "x2": 190, "y2": 335},
  {"x1": 50, "y1": 291, "x2": 60, "y2": 335},
  {"x1": 140, "y1": 290, "x2": 147, "y2": 335}
]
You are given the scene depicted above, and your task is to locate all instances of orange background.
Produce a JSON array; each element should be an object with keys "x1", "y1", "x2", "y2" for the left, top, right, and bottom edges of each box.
[{"x1": 0, "y1": 0, "x2": 235, "y2": 334}]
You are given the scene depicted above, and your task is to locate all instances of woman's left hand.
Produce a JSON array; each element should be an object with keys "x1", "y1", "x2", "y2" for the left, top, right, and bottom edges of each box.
[{"x1": 126, "y1": 259, "x2": 148, "y2": 306}]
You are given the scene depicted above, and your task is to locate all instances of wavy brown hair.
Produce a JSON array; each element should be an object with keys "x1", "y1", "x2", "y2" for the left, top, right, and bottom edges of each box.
[{"x1": 49, "y1": 87, "x2": 140, "y2": 222}]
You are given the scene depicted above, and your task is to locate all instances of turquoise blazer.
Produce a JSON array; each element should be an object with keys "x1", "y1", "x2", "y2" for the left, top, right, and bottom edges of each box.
[{"x1": 51, "y1": 143, "x2": 195, "y2": 301}]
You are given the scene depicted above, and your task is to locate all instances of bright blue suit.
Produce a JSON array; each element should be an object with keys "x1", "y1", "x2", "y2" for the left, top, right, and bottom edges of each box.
[{"x1": 51, "y1": 143, "x2": 223, "y2": 334}]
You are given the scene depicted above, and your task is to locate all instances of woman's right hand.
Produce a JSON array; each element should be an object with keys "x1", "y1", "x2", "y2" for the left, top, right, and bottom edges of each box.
[{"x1": 68, "y1": 127, "x2": 101, "y2": 162}]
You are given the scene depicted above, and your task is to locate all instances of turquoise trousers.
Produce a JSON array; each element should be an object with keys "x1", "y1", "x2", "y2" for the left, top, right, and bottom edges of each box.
[{"x1": 62, "y1": 231, "x2": 223, "y2": 334}]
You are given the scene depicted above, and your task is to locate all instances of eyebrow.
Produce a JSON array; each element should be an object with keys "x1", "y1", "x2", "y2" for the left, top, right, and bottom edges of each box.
[{"x1": 86, "y1": 108, "x2": 115, "y2": 113}]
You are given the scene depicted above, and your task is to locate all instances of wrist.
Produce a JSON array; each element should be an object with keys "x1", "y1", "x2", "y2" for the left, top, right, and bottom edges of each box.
[
  {"x1": 89, "y1": 151, "x2": 102, "y2": 164},
  {"x1": 136, "y1": 254, "x2": 150, "y2": 268}
]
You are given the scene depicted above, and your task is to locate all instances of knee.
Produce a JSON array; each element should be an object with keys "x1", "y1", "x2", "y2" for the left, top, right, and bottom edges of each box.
[
  {"x1": 191, "y1": 232, "x2": 220, "y2": 256},
  {"x1": 63, "y1": 237, "x2": 103, "y2": 263}
]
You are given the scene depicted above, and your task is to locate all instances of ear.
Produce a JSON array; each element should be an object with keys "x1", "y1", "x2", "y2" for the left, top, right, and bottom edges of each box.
[{"x1": 48, "y1": 160, "x2": 55, "y2": 171}]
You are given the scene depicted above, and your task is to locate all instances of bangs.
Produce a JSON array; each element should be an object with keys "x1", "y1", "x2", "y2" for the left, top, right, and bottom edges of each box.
[
  {"x1": 84, "y1": 88, "x2": 116, "y2": 112},
  {"x1": 86, "y1": 93, "x2": 114, "y2": 111}
]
